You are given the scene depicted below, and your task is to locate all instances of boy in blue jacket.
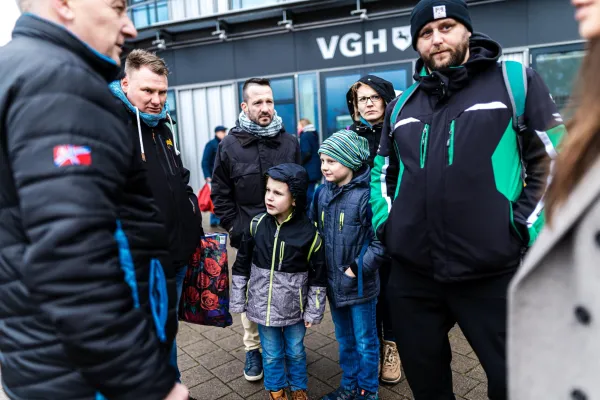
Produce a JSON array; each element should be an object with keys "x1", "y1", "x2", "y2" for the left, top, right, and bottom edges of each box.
[{"x1": 312, "y1": 130, "x2": 386, "y2": 400}]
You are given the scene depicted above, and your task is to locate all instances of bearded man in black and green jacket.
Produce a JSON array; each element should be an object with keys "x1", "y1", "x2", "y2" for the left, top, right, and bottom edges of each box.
[{"x1": 370, "y1": 1, "x2": 566, "y2": 399}]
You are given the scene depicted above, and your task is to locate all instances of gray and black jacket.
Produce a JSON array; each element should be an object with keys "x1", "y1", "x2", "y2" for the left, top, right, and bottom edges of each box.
[{"x1": 231, "y1": 212, "x2": 327, "y2": 326}]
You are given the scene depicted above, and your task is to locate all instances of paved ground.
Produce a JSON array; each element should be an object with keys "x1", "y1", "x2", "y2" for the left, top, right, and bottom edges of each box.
[{"x1": 0, "y1": 217, "x2": 490, "y2": 400}]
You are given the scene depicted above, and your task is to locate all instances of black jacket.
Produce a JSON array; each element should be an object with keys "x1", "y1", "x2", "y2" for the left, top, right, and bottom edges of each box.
[
  {"x1": 371, "y1": 34, "x2": 567, "y2": 282},
  {"x1": 346, "y1": 75, "x2": 396, "y2": 167},
  {"x1": 0, "y1": 14, "x2": 177, "y2": 399},
  {"x1": 211, "y1": 125, "x2": 301, "y2": 248}
]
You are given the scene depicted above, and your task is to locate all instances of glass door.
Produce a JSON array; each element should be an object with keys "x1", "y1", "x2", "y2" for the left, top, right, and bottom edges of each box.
[{"x1": 320, "y1": 63, "x2": 412, "y2": 138}]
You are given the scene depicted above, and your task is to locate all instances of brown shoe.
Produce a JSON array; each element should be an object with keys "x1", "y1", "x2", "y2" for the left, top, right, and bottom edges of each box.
[
  {"x1": 380, "y1": 340, "x2": 402, "y2": 384},
  {"x1": 270, "y1": 389, "x2": 289, "y2": 400},
  {"x1": 291, "y1": 389, "x2": 308, "y2": 400}
]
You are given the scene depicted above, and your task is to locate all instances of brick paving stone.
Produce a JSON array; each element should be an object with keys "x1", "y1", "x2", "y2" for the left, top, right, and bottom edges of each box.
[
  {"x1": 177, "y1": 352, "x2": 199, "y2": 372},
  {"x1": 203, "y1": 326, "x2": 237, "y2": 342},
  {"x1": 245, "y1": 390, "x2": 270, "y2": 400},
  {"x1": 452, "y1": 371, "x2": 480, "y2": 397},
  {"x1": 314, "y1": 341, "x2": 339, "y2": 362},
  {"x1": 176, "y1": 329, "x2": 205, "y2": 348},
  {"x1": 188, "y1": 377, "x2": 232, "y2": 400},
  {"x1": 325, "y1": 372, "x2": 342, "y2": 389},
  {"x1": 448, "y1": 335, "x2": 473, "y2": 356},
  {"x1": 182, "y1": 338, "x2": 220, "y2": 358},
  {"x1": 379, "y1": 386, "x2": 409, "y2": 400},
  {"x1": 388, "y1": 378, "x2": 414, "y2": 398},
  {"x1": 307, "y1": 376, "x2": 335, "y2": 399},
  {"x1": 451, "y1": 353, "x2": 480, "y2": 374},
  {"x1": 305, "y1": 347, "x2": 323, "y2": 366},
  {"x1": 230, "y1": 323, "x2": 247, "y2": 336},
  {"x1": 211, "y1": 359, "x2": 245, "y2": 383},
  {"x1": 231, "y1": 345, "x2": 248, "y2": 362},
  {"x1": 308, "y1": 357, "x2": 342, "y2": 381},
  {"x1": 466, "y1": 364, "x2": 487, "y2": 383},
  {"x1": 181, "y1": 365, "x2": 214, "y2": 388},
  {"x1": 217, "y1": 393, "x2": 245, "y2": 400},
  {"x1": 215, "y1": 333, "x2": 245, "y2": 352},
  {"x1": 184, "y1": 321, "x2": 218, "y2": 334},
  {"x1": 226, "y1": 376, "x2": 264, "y2": 398},
  {"x1": 464, "y1": 383, "x2": 489, "y2": 400},
  {"x1": 197, "y1": 348, "x2": 236, "y2": 370},
  {"x1": 311, "y1": 319, "x2": 336, "y2": 336},
  {"x1": 303, "y1": 331, "x2": 334, "y2": 351}
]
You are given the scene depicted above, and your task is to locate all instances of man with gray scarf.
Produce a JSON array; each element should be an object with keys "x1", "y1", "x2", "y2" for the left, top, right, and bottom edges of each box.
[{"x1": 211, "y1": 77, "x2": 300, "y2": 382}]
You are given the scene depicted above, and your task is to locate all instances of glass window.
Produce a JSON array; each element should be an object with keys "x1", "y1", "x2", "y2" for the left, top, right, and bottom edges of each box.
[
  {"x1": 128, "y1": 0, "x2": 169, "y2": 29},
  {"x1": 298, "y1": 73, "x2": 319, "y2": 134},
  {"x1": 237, "y1": 76, "x2": 297, "y2": 134},
  {"x1": 231, "y1": 0, "x2": 282, "y2": 10},
  {"x1": 320, "y1": 63, "x2": 411, "y2": 138},
  {"x1": 532, "y1": 45, "x2": 585, "y2": 111}
]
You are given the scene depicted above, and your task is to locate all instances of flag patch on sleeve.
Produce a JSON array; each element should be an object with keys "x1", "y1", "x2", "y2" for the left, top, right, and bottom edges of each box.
[{"x1": 53, "y1": 145, "x2": 92, "y2": 167}]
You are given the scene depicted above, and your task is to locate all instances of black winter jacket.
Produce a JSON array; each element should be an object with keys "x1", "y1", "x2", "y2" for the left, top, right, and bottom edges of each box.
[
  {"x1": 0, "y1": 14, "x2": 177, "y2": 400},
  {"x1": 211, "y1": 125, "x2": 301, "y2": 248},
  {"x1": 371, "y1": 34, "x2": 567, "y2": 282},
  {"x1": 119, "y1": 107, "x2": 203, "y2": 346}
]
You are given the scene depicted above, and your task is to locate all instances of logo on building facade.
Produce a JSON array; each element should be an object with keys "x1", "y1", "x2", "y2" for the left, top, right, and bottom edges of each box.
[{"x1": 316, "y1": 25, "x2": 412, "y2": 60}]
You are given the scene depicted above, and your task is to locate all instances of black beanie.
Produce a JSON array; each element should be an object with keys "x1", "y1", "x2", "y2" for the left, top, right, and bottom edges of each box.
[{"x1": 410, "y1": 0, "x2": 473, "y2": 49}]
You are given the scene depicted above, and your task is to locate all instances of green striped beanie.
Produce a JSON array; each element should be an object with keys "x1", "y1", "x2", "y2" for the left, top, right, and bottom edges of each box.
[{"x1": 318, "y1": 129, "x2": 369, "y2": 171}]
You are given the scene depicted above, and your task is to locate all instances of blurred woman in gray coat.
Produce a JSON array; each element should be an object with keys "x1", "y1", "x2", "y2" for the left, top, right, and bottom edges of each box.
[{"x1": 509, "y1": 1, "x2": 600, "y2": 398}]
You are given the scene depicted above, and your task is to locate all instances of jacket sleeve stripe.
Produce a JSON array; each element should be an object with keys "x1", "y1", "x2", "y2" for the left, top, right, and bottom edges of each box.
[{"x1": 370, "y1": 154, "x2": 392, "y2": 235}]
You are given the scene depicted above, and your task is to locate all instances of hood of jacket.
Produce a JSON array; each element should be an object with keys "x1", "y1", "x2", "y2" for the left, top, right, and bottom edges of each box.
[
  {"x1": 414, "y1": 32, "x2": 502, "y2": 99},
  {"x1": 266, "y1": 163, "x2": 309, "y2": 211},
  {"x1": 346, "y1": 74, "x2": 396, "y2": 120}
]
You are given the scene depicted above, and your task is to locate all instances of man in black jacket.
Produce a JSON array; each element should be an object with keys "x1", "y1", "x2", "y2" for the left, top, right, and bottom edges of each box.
[
  {"x1": 212, "y1": 78, "x2": 300, "y2": 382},
  {"x1": 370, "y1": 1, "x2": 566, "y2": 399},
  {"x1": 111, "y1": 49, "x2": 203, "y2": 381},
  {"x1": 0, "y1": 1, "x2": 186, "y2": 399}
]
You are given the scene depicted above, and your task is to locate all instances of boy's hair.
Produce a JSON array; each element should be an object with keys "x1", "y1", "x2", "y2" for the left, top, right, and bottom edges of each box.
[{"x1": 265, "y1": 164, "x2": 309, "y2": 210}]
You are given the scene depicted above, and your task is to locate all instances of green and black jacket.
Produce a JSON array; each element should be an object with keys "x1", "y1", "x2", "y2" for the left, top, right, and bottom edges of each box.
[{"x1": 370, "y1": 34, "x2": 566, "y2": 282}]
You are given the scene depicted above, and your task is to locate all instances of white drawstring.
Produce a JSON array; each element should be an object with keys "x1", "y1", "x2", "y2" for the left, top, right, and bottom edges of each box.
[
  {"x1": 167, "y1": 113, "x2": 181, "y2": 156},
  {"x1": 135, "y1": 107, "x2": 146, "y2": 162}
]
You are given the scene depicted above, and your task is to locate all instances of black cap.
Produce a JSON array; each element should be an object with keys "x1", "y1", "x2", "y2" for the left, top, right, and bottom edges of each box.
[
  {"x1": 214, "y1": 125, "x2": 227, "y2": 133},
  {"x1": 266, "y1": 164, "x2": 309, "y2": 210},
  {"x1": 410, "y1": 0, "x2": 473, "y2": 49}
]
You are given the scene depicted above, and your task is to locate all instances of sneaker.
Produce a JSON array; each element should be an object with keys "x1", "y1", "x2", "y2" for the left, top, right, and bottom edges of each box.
[
  {"x1": 244, "y1": 349, "x2": 264, "y2": 381},
  {"x1": 291, "y1": 389, "x2": 308, "y2": 400},
  {"x1": 380, "y1": 340, "x2": 402, "y2": 384},
  {"x1": 320, "y1": 387, "x2": 357, "y2": 400},
  {"x1": 356, "y1": 389, "x2": 379, "y2": 400},
  {"x1": 269, "y1": 389, "x2": 289, "y2": 400}
]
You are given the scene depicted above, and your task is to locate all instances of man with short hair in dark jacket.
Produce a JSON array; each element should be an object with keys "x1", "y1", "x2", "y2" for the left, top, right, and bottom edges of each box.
[
  {"x1": 0, "y1": 3, "x2": 186, "y2": 400},
  {"x1": 298, "y1": 118, "x2": 321, "y2": 211},
  {"x1": 212, "y1": 77, "x2": 300, "y2": 382},
  {"x1": 202, "y1": 125, "x2": 228, "y2": 226},
  {"x1": 110, "y1": 48, "x2": 203, "y2": 382}
]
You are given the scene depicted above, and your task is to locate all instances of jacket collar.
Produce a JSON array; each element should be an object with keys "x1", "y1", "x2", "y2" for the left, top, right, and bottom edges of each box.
[
  {"x1": 326, "y1": 165, "x2": 371, "y2": 200},
  {"x1": 515, "y1": 157, "x2": 600, "y2": 280},
  {"x1": 13, "y1": 14, "x2": 121, "y2": 83}
]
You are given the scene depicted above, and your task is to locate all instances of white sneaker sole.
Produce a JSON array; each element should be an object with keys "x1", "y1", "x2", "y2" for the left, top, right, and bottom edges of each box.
[
  {"x1": 244, "y1": 370, "x2": 264, "y2": 382},
  {"x1": 380, "y1": 374, "x2": 402, "y2": 384}
]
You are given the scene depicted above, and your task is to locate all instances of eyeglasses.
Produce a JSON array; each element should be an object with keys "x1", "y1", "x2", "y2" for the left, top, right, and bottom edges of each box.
[{"x1": 357, "y1": 95, "x2": 382, "y2": 105}]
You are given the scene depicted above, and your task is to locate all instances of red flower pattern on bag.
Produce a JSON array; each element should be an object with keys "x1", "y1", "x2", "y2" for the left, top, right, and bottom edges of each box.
[
  {"x1": 204, "y1": 257, "x2": 221, "y2": 277},
  {"x1": 216, "y1": 274, "x2": 228, "y2": 292},
  {"x1": 201, "y1": 290, "x2": 219, "y2": 311},
  {"x1": 185, "y1": 286, "x2": 199, "y2": 304},
  {"x1": 197, "y1": 272, "x2": 211, "y2": 289}
]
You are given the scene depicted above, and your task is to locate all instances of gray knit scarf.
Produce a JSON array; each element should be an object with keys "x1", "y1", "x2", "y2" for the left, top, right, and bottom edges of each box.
[{"x1": 238, "y1": 110, "x2": 283, "y2": 138}]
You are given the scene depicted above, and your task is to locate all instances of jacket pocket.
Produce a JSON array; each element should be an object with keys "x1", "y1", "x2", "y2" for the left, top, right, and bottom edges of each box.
[
  {"x1": 298, "y1": 287, "x2": 304, "y2": 313},
  {"x1": 278, "y1": 241, "x2": 285, "y2": 271},
  {"x1": 447, "y1": 120, "x2": 455, "y2": 166},
  {"x1": 420, "y1": 124, "x2": 430, "y2": 168}
]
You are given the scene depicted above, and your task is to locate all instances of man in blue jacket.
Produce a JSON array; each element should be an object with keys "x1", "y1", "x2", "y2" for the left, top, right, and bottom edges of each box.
[
  {"x1": 202, "y1": 125, "x2": 228, "y2": 226},
  {"x1": 298, "y1": 118, "x2": 321, "y2": 212}
]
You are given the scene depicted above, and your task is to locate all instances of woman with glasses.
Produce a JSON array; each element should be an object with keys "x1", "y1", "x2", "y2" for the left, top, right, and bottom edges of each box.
[
  {"x1": 345, "y1": 75, "x2": 402, "y2": 385},
  {"x1": 509, "y1": 0, "x2": 600, "y2": 398}
]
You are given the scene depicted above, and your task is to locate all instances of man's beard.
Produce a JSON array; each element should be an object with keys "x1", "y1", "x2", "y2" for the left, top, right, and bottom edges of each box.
[
  {"x1": 251, "y1": 112, "x2": 273, "y2": 127},
  {"x1": 423, "y1": 39, "x2": 469, "y2": 71}
]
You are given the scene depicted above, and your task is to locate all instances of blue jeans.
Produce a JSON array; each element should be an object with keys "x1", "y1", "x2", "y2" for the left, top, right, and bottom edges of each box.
[
  {"x1": 330, "y1": 298, "x2": 379, "y2": 393},
  {"x1": 258, "y1": 322, "x2": 308, "y2": 392},
  {"x1": 170, "y1": 265, "x2": 188, "y2": 380}
]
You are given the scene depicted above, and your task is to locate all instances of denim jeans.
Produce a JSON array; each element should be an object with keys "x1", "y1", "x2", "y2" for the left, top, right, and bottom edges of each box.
[
  {"x1": 170, "y1": 265, "x2": 188, "y2": 380},
  {"x1": 330, "y1": 298, "x2": 379, "y2": 393},
  {"x1": 258, "y1": 322, "x2": 308, "y2": 392}
]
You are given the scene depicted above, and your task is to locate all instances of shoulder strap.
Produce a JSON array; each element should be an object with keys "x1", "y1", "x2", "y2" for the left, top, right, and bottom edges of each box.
[
  {"x1": 250, "y1": 213, "x2": 267, "y2": 237},
  {"x1": 389, "y1": 81, "x2": 421, "y2": 134},
  {"x1": 501, "y1": 60, "x2": 528, "y2": 134}
]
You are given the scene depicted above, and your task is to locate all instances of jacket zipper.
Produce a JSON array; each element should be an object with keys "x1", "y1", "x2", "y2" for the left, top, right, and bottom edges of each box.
[
  {"x1": 339, "y1": 211, "x2": 345, "y2": 231},
  {"x1": 157, "y1": 132, "x2": 176, "y2": 176},
  {"x1": 299, "y1": 287, "x2": 304, "y2": 313},
  {"x1": 278, "y1": 241, "x2": 285, "y2": 271},
  {"x1": 265, "y1": 214, "x2": 293, "y2": 327},
  {"x1": 447, "y1": 120, "x2": 456, "y2": 166},
  {"x1": 420, "y1": 124, "x2": 430, "y2": 168},
  {"x1": 316, "y1": 288, "x2": 320, "y2": 309}
]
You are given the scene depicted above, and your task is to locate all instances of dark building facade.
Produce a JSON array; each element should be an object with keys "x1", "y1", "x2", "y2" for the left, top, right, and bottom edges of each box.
[{"x1": 127, "y1": 0, "x2": 584, "y2": 190}]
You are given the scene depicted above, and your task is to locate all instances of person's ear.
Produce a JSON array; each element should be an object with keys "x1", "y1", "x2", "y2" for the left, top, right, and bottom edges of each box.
[{"x1": 121, "y1": 76, "x2": 129, "y2": 94}]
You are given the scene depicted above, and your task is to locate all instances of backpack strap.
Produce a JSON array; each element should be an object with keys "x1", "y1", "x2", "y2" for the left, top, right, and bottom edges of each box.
[
  {"x1": 501, "y1": 60, "x2": 528, "y2": 134},
  {"x1": 250, "y1": 213, "x2": 267, "y2": 237},
  {"x1": 388, "y1": 81, "x2": 421, "y2": 134},
  {"x1": 501, "y1": 60, "x2": 529, "y2": 182}
]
